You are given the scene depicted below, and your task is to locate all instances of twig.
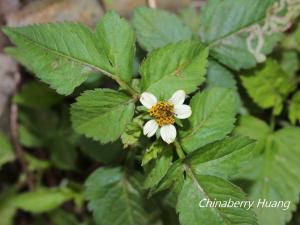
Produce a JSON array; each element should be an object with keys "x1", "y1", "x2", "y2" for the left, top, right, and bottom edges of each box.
[
  {"x1": 10, "y1": 69, "x2": 34, "y2": 190},
  {"x1": 147, "y1": 0, "x2": 157, "y2": 8}
]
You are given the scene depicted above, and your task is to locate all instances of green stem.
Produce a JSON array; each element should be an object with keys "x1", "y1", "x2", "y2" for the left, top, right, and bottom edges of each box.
[
  {"x1": 94, "y1": 68, "x2": 139, "y2": 97},
  {"x1": 174, "y1": 141, "x2": 185, "y2": 160}
]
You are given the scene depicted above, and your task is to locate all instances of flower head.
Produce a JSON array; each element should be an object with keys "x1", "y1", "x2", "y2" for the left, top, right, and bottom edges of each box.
[{"x1": 140, "y1": 90, "x2": 192, "y2": 144}]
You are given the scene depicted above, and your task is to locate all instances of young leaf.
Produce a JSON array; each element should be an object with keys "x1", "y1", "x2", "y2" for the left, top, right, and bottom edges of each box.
[
  {"x1": 177, "y1": 174, "x2": 258, "y2": 225},
  {"x1": 186, "y1": 136, "x2": 256, "y2": 179},
  {"x1": 4, "y1": 12, "x2": 136, "y2": 95},
  {"x1": 96, "y1": 11, "x2": 135, "y2": 83},
  {"x1": 200, "y1": 0, "x2": 279, "y2": 70},
  {"x1": 180, "y1": 87, "x2": 237, "y2": 153},
  {"x1": 248, "y1": 127, "x2": 300, "y2": 225},
  {"x1": 132, "y1": 7, "x2": 192, "y2": 52},
  {"x1": 84, "y1": 167, "x2": 148, "y2": 225},
  {"x1": 289, "y1": 91, "x2": 300, "y2": 125},
  {"x1": 242, "y1": 59, "x2": 296, "y2": 115},
  {"x1": 140, "y1": 41, "x2": 208, "y2": 98},
  {"x1": 71, "y1": 89, "x2": 135, "y2": 143},
  {"x1": 0, "y1": 132, "x2": 15, "y2": 169}
]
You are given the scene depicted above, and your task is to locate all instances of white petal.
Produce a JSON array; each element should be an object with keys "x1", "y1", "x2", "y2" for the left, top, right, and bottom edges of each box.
[
  {"x1": 143, "y1": 119, "x2": 159, "y2": 137},
  {"x1": 140, "y1": 92, "x2": 157, "y2": 109},
  {"x1": 169, "y1": 90, "x2": 186, "y2": 105},
  {"x1": 160, "y1": 124, "x2": 177, "y2": 144},
  {"x1": 174, "y1": 104, "x2": 192, "y2": 119}
]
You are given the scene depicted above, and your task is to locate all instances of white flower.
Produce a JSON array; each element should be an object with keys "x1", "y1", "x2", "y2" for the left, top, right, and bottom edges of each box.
[{"x1": 140, "y1": 90, "x2": 192, "y2": 144}]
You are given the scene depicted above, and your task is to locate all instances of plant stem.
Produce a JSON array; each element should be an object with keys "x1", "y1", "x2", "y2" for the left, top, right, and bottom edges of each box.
[{"x1": 174, "y1": 141, "x2": 185, "y2": 160}]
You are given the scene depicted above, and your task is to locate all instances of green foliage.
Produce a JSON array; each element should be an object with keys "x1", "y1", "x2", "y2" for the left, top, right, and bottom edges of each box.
[
  {"x1": 140, "y1": 41, "x2": 208, "y2": 98},
  {"x1": 10, "y1": 187, "x2": 76, "y2": 213},
  {"x1": 133, "y1": 7, "x2": 193, "y2": 52},
  {"x1": 200, "y1": 0, "x2": 278, "y2": 70},
  {"x1": 3, "y1": 12, "x2": 136, "y2": 95},
  {"x1": 186, "y1": 136, "x2": 256, "y2": 179},
  {"x1": 144, "y1": 146, "x2": 173, "y2": 188},
  {"x1": 180, "y1": 87, "x2": 237, "y2": 152},
  {"x1": 242, "y1": 59, "x2": 296, "y2": 115},
  {"x1": 289, "y1": 91, "x2": 300, "y2": 125},
  {"x1": 71, "y1": 89, "x2": 135, "y2": 143},
  {"x1": 84, "y1": 167, "x2": 148, "y2": 225},
  {"x1": 177, "y1": 175, "x2": 257, "y2": 225},
  {"x1": 2, "y1": 4, "x2": 300, "y2": 225}
]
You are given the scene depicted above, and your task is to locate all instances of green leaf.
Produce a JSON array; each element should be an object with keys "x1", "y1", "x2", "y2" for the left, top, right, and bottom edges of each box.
[
  {"x1": 4, "y1": 12, "x2": 135, "y2": 95},
  {"x1": 14, "y1": 81, "x2": 63, "y2": 109},
  {"x1": 11, "y1": 188, "x2": 74, "y2": 213},
  {"x1": 71, "y1": 89, "x2": 135, "y2": 143},
  {"x1": 186, "y1": 136, "x2": 256, "y2": 179},
  {"x1": 132, "y1": 7, "x2": 192, "y2": 52},
  {"x1": 84, "y1": 167, "x2": 148, "y2": 225},
  {"x1": 177, "y1": 173, "x2": 258, "y2": 225},
  {"x1": 144, "y1": 147, "x2": 173, "y2": 189},
  {"x1": 140, "y1": 41, "x2": 208, "y2": 98},
  {"x1": 121, "y1": 116, "x2": 143, "y2": 148},
  {"x1": 141, "y1": 141, "x2": 163, "y2": 166},
  {"x1": 3, "y1": 24, "x2": 103, "y2": 95},
  {"x1": 280, "y1": 51, "x2": 299, "y2": 77},
  {"x1": 248, "y1": 127, "x2": 300, "y2": 225},
  {"x1": 96, "y1": 11, "x2": 135, "y2": 83},
  {"x1": 206, "y1": 61, "x2": 237, "y2": 89},
  {"x1": 242, "y1": 59, "x2": 296, "y2": 115},
  {"x1": 289, "y1": 91, "x2": 300, "y2": 125},
  {"x1": 0, "y1": 132, "x2": 15, "y2": 169},
  {"x1": 200, "y1": 0, "x2": 279, "y2": 70},
  {"x1": 234, "y1": 115, "x2": 271, "y2": 141},
  {"x1": 180, "y1": 87, "x2": 237, "y2": 153}
]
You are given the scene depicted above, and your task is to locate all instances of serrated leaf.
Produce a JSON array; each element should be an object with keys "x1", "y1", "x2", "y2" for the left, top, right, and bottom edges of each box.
[
  {"x1": 71, "y1": 89, "x2": 135, "y2": 144},
  {"x1": 180, "y1": 87, "x2": 237, "y2": 153},
  {"x1": 242, "y1": 59, "x2": 296, "y2": 115},
  {"x1": 144, "y1": 147, "x2": 173, "y2": 189},
  {"x1": 84, "y1": 167, "x2": 148, "y2": 225},
  {"x1": 132, "y1": 7, "x2": 192, "y2": 52},
  {"x1": 200, "y1": 0, "x2": 279, "y2": 70},
  {"x1": 140, "y1": 41, "x2": 208, "y2": 98},
  {"x1": 4, "y1": 12, "x2": 135, "y2": 95},
  {"x1": 14, "y1": 81, "x2": 63, "y2": 109},
  {"x1": 121, "y1": 117, "x2": 143, "y2": 148},
  {"x1": 96, "y1": 11, "x2": 135, "y2": 83},
  {"x1": 177, "y1": 173, "x2": 258, "y2": 225},
  {"x1": 0, "y1": 132, "x2": 15, "y2": 169},
  {"x1": 248, "y1": 127, "x2": 300, "y2": 225},
  {"x1": 142, "y1": 141, "x2": 163, "y2": 166},
  {"x1": 10, "y1": 188, "x2": 74, "y2": 213},
  {"x1": 289, "y1": 91, "x2": 300, "y2": 125},
  {"x1": 186, "y1": 136, "x2": 256, "y2": 179}
]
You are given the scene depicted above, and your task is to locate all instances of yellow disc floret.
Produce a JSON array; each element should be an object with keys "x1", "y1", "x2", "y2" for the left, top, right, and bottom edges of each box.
[{"x1": 149, "y1": 101, "x2": 175, "y2": 126}]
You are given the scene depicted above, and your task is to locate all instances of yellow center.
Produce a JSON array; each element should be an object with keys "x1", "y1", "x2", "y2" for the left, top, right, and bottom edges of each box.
[{"x1": 149, "y1": 101, "x2": 175, "y2": 126}]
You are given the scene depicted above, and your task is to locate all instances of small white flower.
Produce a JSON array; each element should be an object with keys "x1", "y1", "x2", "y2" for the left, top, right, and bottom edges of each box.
[{"x1": 140, "y1": 90, "x2": 192, "y2": 144}]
